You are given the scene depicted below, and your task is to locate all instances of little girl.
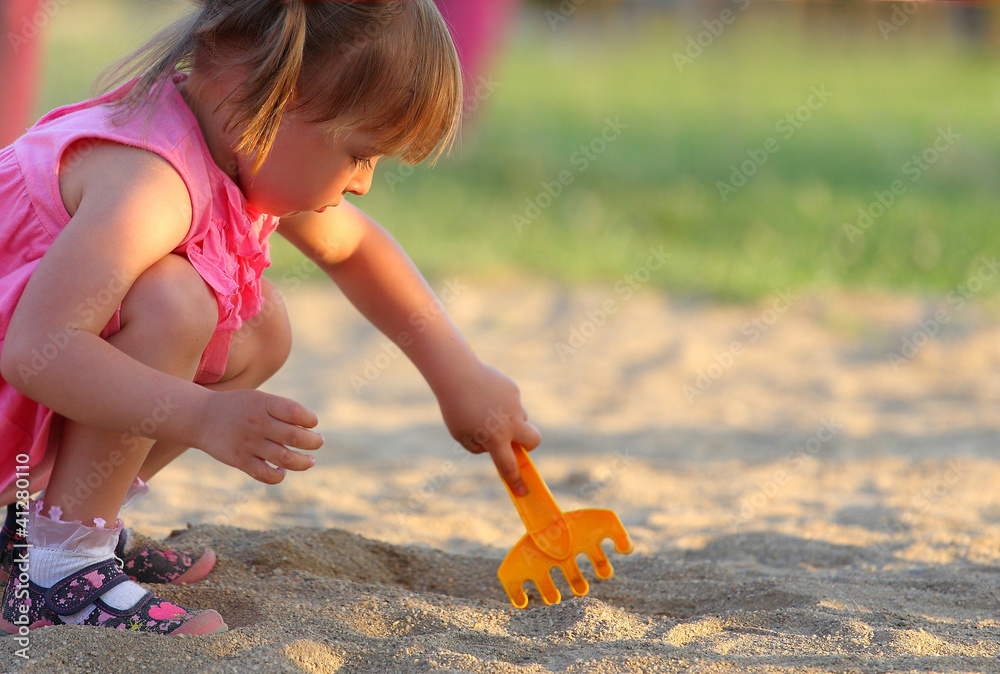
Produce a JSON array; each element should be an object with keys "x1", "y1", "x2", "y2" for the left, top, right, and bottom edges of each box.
[{"x1": 0, "y1": 0, "x2": 540, "y2": 636}]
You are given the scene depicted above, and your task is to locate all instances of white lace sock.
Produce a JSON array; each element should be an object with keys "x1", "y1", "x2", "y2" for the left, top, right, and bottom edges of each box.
[{"x1": 28, "y1": 505, "x2": 148, "y2": 624}]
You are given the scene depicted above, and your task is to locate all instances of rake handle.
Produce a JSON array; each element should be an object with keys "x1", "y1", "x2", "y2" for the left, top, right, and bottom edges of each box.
[{"x1": 502, "y1": 444, "x2": 573, "y2": 560}]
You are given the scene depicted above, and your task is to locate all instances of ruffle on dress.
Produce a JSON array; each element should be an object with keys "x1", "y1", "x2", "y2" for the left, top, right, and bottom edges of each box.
[{"x1": 182, "y1": 177, "x2": 279, "y2": 332}]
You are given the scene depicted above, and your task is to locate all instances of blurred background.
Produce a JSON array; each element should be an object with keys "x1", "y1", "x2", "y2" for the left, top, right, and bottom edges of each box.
[
  {"x1": 5, "y1": 5, "x2": 1000, "y2": 669},
  {"x1": 3, "y1": 0, "x2": 997, "y2": 301}
]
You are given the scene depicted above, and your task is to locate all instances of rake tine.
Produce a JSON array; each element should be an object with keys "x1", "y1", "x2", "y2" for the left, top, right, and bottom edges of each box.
[
  {"x1": 588, "y1": 543, "x2": 615, "y2": 580},
  {"x1": 578, "y1": 509, "x2": 634, "y2": 555},
  {"x1": 503, "y1": 579, "x2": 530, "y2": 610},
  {"x1": 532, "y1": 568, "x2": 562, "y2": 606},
  {"x1": 559, "y1": 556, "x2": 590, "y2": 597},
  {"x1": 610, "y1": 522, "x2": 634, "y2": 555}
]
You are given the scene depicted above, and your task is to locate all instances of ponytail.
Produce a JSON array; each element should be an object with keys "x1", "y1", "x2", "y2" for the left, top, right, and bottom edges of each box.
[
  {"x1": 96, "y1": 10, "x2": 201, "y2": 124},
  {"x1": 225, "y1": 1, "x2": 306, "y2": 172},
  {"x1": 100, "y1": 1, "x2": 308, "y2": 174}
]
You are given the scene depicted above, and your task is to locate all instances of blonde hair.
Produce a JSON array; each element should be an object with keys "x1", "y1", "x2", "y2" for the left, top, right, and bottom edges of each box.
[{"x1": 99, "y1": 0, "x2": 463, "y2": 173}]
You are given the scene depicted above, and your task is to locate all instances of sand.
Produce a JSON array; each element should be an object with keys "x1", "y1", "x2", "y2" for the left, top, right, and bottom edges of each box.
[{"x1": 4, "y1": 278, "x2": 1000, "y2": 672}]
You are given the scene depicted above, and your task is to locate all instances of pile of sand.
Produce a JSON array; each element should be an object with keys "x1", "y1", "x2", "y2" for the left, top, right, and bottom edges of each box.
[{"x1": 4, "y1": 280, "x2": 1000, "y2": 672}]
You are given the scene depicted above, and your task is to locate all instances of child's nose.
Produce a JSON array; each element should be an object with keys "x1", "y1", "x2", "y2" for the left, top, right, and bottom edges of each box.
[
  {"x1": 345, "y1": 157, "x2": 379, "y2": 197},
  {"x1": 346, "y1": 170, "x2": 374, "y2": 197}
]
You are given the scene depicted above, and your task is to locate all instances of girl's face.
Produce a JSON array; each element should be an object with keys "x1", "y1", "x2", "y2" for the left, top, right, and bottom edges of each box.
[{"x1": 238, "y1": 108, "x2": 383, "y2": 217}]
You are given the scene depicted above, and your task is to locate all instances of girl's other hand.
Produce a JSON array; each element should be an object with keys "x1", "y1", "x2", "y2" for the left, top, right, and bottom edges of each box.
[
  {"x1": 438, "y1": 362, "x2": 542, "y2": 496},
  {"x1": 197, "y1": 390, "x2": 324, "y2": 483}
]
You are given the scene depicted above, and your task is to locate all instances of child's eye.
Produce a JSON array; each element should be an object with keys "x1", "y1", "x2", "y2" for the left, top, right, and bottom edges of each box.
[{"x1": 352, "y1": 156, "x2": 374, "y2": 171}]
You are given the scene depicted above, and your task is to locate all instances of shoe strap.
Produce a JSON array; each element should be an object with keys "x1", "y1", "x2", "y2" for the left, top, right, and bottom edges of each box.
[{"x1": 44, "y1": 559, "x2": 135, "y2": 616}]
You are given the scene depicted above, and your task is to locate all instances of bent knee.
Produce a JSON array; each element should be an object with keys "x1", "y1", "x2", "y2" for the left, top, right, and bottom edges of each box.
[
  {"x1": 120, "y1": 254, "x2": 218, "y2": 350},
  {"x1": 251, "y1": 280, "x2": 292, "y2": 377},
  {"x1": 228, "y1": 279, "x2": 292, "y2": 383}
]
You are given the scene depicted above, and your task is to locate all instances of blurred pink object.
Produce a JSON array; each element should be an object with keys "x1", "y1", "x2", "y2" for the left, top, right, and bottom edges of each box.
[
  {"x1": 0, "y1": 0, "x2": 44, "y2": 146},
  {"x1": 435, "y1": 0, "x2": 518, "y2": 107}
]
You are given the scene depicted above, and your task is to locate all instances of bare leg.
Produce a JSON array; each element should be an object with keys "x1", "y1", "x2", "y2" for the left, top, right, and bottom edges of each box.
[{"x1": 40, "y1": 255, "x2": 218, "y2": 525}]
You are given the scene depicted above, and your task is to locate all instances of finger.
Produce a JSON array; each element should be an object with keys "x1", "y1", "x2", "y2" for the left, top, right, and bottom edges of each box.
[
  {"x1": 490, "y1": 441, "x2": 526, "y2": 496},
  {"x1": 268, "y1": 417, "x2": 324, "y2": 451},
  {"x1": 265, "y1": 395, "x2": 320, "y2": 429},
  {"x1": 514, "y1": 422, "x2": 542, "y2": 452},
  {"x1": 261, "y1": 443, "x2": 316, "y2": 472},
  {"x1": 245, "y1": 450, "x2": 289, "y2": 485}
]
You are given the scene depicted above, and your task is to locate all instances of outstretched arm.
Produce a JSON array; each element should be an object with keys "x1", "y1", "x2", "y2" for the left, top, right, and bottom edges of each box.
[{"x1": 278, "y1": 201, "x2": 541, "y2": 494}]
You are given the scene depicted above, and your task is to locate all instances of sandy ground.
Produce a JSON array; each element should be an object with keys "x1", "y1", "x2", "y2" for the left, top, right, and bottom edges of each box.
[{"x1": 5, "y1": 277, "x2": 1000, "y2": 672}]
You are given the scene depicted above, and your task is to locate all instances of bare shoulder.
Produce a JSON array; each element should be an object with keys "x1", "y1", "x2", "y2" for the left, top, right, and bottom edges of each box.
[
  {"x1": 8, "y1": 141, "x2": 197, "y2": 341},
  {"x1": 60, "y1": 139, "x2": 192, "y2": 243}
]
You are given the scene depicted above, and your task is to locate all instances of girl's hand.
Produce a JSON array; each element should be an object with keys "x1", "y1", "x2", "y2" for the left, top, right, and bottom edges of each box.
[
  {"x1": 196, "y1": 389, "x2": 324, "y2": 483},
  {"x1": 437, "y1": 362, "x2": 542, "y2": 495}
]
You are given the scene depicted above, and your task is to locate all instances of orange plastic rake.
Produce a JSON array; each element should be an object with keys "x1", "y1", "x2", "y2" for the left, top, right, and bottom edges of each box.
[{"x1": 497, "y1": 444, "x2": 634, "y2": 609}]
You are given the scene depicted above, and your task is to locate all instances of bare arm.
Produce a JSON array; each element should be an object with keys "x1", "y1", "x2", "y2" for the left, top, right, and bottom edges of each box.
[
  {"x1": 1, "y1": 144, "x2": 212, "y2": 447},
  {"x1": 278, "y1": 202, "x2": 541, "y2": 493},
  {"x1": 279, "y1": 201, "x2": 477, "y2": 397},
  {"x1": 1, "y1": 144, "x2": 322, "y2": 481}
]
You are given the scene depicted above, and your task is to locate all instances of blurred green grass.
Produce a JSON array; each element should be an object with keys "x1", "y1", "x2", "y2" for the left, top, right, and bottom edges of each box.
[{"x1": 41, "y1": 2, "x2": 1000, "y2": 300}]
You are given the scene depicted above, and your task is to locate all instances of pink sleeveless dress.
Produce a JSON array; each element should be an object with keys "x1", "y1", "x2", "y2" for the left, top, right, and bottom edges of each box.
[{"x1": 0, "y1": 72, "x2": 280, "y2": 502}]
